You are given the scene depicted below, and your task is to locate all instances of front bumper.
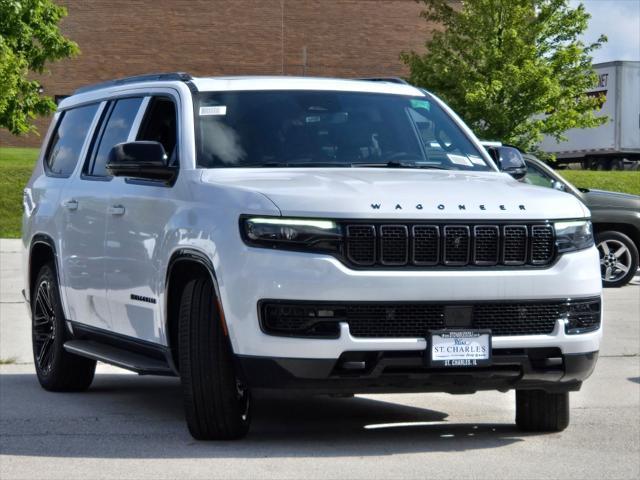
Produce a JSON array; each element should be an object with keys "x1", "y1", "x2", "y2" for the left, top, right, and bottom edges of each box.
[
  {"x1": 237, "y1": 349, "x2": 599, "y2": 394},
  {"x1": 219, "y1": 247, "x2": 602, "y2": 358}
]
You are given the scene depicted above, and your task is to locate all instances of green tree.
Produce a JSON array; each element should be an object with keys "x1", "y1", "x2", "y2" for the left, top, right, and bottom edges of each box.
[
  {"x1": 402, "y1": 0, "x2": 607, "y2": 152},
  {"x1": 0, "y1": 0, "x2": 78, "y2": 136}
]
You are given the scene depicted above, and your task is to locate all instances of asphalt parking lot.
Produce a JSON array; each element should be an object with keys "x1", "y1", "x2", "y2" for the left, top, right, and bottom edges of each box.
[{"x1": 1, "y1": 239, "x2": 639, "y2": 479}]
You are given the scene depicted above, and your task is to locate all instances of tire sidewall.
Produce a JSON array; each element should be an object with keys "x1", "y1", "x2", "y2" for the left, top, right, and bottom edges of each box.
[{"x1": 31, "y1": 264, "x2": 66, "y2": 384}]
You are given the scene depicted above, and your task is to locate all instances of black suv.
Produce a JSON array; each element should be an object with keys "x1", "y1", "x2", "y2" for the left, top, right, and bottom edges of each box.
[{"x1": 523, "y1": 155, "x2": 639, "y2": 287}]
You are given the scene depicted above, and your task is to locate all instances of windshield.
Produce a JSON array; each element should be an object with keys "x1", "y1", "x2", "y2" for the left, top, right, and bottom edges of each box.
[{"x1": 195, "y1": 90, "x2": 492, "y2": 171}]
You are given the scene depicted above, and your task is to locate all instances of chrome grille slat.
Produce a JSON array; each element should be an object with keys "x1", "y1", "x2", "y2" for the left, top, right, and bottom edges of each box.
[{"x1": 344, "y1": 222, "x2": 555, "y2": 268}]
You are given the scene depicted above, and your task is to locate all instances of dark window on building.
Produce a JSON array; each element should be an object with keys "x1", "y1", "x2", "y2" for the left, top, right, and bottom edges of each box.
[
  {"x1": 45, "y1": 103, "x2": 100, "y2": 177},
  {"x1": 89, "y1": 97, "x2": 143, "y2": 177},
  {"x1": 137, "y1": 97, "x2": 178, "y2": 164}
]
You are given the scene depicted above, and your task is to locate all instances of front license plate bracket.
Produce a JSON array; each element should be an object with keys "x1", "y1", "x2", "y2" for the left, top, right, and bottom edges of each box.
[{"x1": 427, "y1": 329, "x2": 492, "y2": 367}]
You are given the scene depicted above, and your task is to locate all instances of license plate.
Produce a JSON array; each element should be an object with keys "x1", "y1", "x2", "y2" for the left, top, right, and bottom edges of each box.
[{"x1": 427, "y1": 330, "x2": 492, "y2": 367}]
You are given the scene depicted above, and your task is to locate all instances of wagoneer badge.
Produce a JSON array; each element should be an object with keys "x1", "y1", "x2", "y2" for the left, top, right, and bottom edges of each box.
[{"x1": 370, "y1": 203, "x2": 527, "y2": 211}]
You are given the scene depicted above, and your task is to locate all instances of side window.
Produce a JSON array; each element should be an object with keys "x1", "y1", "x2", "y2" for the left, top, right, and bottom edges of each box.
[
  {"x1": 88, "y1": 97, "x2": 143, "y2": 177},
  {"x1": 136, "y1": 97, "x2": 178, "y2": 163},
  {"x1": 524, "y1": 163, "x2": 556, "y2": 188},
  {"x1": 45, "y1": 103, "x2": 100, "y2": 177}
]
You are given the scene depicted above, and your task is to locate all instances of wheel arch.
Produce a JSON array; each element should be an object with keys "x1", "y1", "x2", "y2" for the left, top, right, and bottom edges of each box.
[
  {"x1": 593, "y1": 223, "x2": 640, "y2": 252},
  {"x1": 28, "y1": 234, "x2": 59, "y2": 308},
  {"x1": 165, "y1": 248, "x2": 227, "y2": 371}
]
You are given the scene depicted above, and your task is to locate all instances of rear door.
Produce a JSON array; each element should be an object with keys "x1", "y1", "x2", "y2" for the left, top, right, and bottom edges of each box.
[
  {"x1": 61, "y1": 97, "x2": 144, "y2": 331},
  {"x1": 103, "y1": 92, "x2": 181, "y2": 343},
  {"x1": 50, "y1": 102, "x2": 107, "y2": 327}
]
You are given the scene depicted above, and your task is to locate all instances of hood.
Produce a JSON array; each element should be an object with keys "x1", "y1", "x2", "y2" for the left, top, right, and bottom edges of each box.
[
  {"x1": 201, "y1": 168, "x2": 589, "y2": 220},
  {"x1": 581, "y1": 189, "x2": 640, "y2": 210}
]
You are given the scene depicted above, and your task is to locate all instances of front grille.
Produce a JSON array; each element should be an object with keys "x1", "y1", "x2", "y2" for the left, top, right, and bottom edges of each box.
[
  {"x1": 443, "y1": 226, "x2": 470, "y2": 264},
  {"x1": 474, "y1": 226, "x2": 500, "y2": 265},
  {"x1": 346, "y1": 304, "x2": 444, "y2": 337},
  {"x1": 503, "y1": 225, "x2": 528, "y2": 264},
  {"x1": 344, "y1": 222, "x2": 555, "y2": 268},
  {"x1": 473, "y1": 303, "x2": 562, "y2": 336},
  {"x1": 412, "y1": 225, "x2": 440, "y2": 265},
  {"x1": 346, "y1": 225, "x2": 376, "y2": 265},
  {"x1": 380, "y1": 225, "x2": 408, "y2": 265},
  {"x1": 531, "y1": 225, "x2": 555, "y2": 264},
  {"x1": 260, "y1": 298, "x2": 601, "y2": 338}
]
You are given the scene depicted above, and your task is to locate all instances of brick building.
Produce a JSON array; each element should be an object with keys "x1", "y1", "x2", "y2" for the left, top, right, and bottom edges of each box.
[{"x1": 1, "y1": 0, "x2": 436, "y2": 147}]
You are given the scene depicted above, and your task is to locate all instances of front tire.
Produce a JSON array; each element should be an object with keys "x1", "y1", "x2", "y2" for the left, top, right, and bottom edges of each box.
[
  {"x1": 515, "y1": 390, "x2": 569, "y2": 432},
  {"x1": 178, "y1": 276, "x2": 251, "y2": 440},
  {"x1": 31, "y1": 263, "x2": 96, "y2": 391},
  {"x1": 597, "y1": 230, "x2": 639, "y2": 288}
]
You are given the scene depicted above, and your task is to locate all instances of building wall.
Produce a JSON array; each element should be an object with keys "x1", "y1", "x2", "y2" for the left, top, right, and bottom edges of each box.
[{"x1": 1, "y1": 0, "x2": 435, "y2": 147}]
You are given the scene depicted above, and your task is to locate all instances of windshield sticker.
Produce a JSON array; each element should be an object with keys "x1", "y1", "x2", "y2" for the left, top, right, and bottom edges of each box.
[
  {"x1": 410, "y1": 99, "x2": 431, "y2": 111},
  {"x1": 199, "y1": 106, "x2": 227, "y2": 116},
  {"x1": 468, "y1": 155, "x2": 487, "y2": 166},
  {"x1": 447, "y1": 154, "x2": 473, "y2": 167}
]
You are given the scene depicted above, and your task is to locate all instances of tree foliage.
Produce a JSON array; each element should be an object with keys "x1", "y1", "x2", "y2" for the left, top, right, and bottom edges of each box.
[
  {"x1": 402, "y1": 0, "x2": 607, "y2": 152},
  {"x1": 0, "y1": 0, "x2": 78, "y2": 136}
]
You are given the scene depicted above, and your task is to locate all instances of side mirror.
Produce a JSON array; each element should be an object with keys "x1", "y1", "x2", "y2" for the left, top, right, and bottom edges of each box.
[
  {"x1": 552, "y1": 180, "x2": 566, "y2": 192},
  {"x1": 488, "y1": 146, "x2": 527, "y2": 180},
  {"x1": 107, "y1": 141, "x2": 176, "y2": 183}
]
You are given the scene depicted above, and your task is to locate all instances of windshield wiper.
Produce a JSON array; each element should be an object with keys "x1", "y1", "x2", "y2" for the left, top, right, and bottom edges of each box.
[
  {"x1": 235, "y1": 161, "x2": 351, "y2": 168},
  {"x1": 352, "y1": 161, "x2": 449, "y2": 170}
]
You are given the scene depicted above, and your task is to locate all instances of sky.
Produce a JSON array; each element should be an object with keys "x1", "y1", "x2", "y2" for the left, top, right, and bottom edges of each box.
[{"x1": 571, "y1": 0, "x2": 640, "y2": 63}]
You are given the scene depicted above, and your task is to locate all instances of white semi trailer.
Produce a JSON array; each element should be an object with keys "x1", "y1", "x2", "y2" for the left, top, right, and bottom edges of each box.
[{"x1": 539, "y1": 61, "x2": 639, "y2": 170}]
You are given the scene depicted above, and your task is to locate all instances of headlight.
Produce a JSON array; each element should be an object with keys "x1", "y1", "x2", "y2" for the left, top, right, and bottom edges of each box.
[
  {"x1": 554, "y1": 220, "x2": 594, "y2": 253},
  {"x1": 241, "y1": 216, "x2": 343, "y2": 253}
]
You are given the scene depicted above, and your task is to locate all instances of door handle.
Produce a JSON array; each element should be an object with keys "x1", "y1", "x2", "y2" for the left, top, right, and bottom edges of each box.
[
  {"x1": 108, "y1": 205, "x2": 125, "y2": 216},
  {"x1": 63, "y1": 199, "x2": 78, "y2": 211}
]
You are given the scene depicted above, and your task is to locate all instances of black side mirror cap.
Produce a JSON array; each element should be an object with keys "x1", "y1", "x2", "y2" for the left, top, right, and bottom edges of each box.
[
  {"x1": 487, "y1": 146, "x2": 527, "y2": 180},
  {"x1": 107, "y1": 141, "x2": 176, "y2": 183}
]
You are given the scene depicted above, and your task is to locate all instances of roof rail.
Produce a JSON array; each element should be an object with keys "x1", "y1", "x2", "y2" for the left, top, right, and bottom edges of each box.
[
  {"x1": 356, "y1": 77, "x2": 410, "y2": 85},
  {"x1": 74, "y1": 72, "x2": 193, "y2": 95}
]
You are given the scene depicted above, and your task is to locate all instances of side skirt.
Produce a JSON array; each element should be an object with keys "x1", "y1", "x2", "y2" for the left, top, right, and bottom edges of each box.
[{"x1": 64, "y1": 321, "x2": 178, "y2": 376}]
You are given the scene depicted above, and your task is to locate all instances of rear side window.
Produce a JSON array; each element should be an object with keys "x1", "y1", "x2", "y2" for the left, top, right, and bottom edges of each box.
[
  {"x1": 137, "y1": 97, "x2": 178, "y2": 163},
  {"x1": 45, "y1": 103, "x2": 100, "y2": 177},
  {"x1": 88, "y1": 97, "x2": 143, "y2": 177}
]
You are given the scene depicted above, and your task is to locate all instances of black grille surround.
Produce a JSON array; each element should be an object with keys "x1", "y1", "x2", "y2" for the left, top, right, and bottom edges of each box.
[
  {"x1": 342, "y1": 221, "x2": 556, "y2": 269},
  {"x1": 260, "y1": 298, "x2": 601, "y2": 339}
]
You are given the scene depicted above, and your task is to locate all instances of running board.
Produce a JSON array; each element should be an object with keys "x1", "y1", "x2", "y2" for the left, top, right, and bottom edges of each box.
[{"x1": 63, "y1": 340, "x2": 175, "y2": 376}]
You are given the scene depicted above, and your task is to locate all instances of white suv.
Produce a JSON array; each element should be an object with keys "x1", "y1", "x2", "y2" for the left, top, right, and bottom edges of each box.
[{"x1": 22, "y1": 74, "x2": 602, "y2": 440}]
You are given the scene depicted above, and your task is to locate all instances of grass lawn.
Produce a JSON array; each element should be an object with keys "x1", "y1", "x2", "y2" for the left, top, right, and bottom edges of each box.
[
  {"x1": 560, "y1": 170, "x2": 640, "y2": 196},
  {"x1": 0, "y1": 147, "x2": 638, "y2": 238},
  {"x1": 0, "y1": 147, "x2": 39, "y2": 237}
]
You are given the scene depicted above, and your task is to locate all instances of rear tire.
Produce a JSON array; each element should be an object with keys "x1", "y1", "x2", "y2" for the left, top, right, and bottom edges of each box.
[
  {"x1": 178, "y1": 276, "x2": 251, "y2": 440},
  {"x1": 31, "y1": 263, "x2": 96, "y2": 392},
  {"x1": 515, "y1": 390, "x2": 569, "y2": 432}
]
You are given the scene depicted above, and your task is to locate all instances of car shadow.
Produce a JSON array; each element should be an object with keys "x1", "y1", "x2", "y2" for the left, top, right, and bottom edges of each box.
[{"x1": 0, "y1": 373, "x2": 529, "y2": 459}]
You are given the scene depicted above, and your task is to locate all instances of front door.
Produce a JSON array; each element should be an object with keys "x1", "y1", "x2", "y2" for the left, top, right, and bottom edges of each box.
[{"x1": 104, "y1": 94, "x2": 180, "y2": 343}]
